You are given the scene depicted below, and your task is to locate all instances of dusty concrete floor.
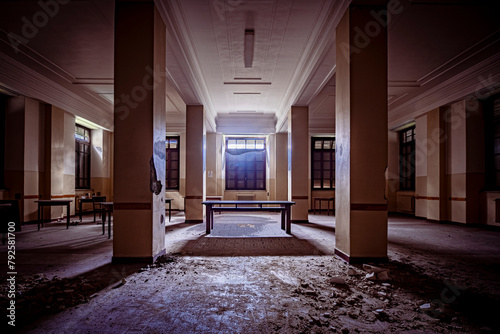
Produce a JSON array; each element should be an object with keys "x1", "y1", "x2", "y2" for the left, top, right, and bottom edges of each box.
[{"x1": 1, "y1": 212, "x2": 500, "y2": 333}]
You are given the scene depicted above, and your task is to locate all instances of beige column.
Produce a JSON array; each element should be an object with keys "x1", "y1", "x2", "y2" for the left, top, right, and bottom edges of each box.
[
  {"x1": 335, "y1": 3, "x2": 388, "y2": 263},
  {"x1": 275, "y1": 133, "x2": 289, "y2": 201},
  {"x1": 415, "y1": 115, "x2": 428, "y2": 218},
  {"x1": 4, "y1": 96, "x2": 25, "y2": 220},
  {"x1": 464, "y1": 99, "x2": 484, "y2": 223},
  {"x1": 426, "y1": 108, "x2": 447, "y2": 221},
  {"x1": 185, "y1": 105, "x2": 206, "y2": 223},
  {"x1": 289, "y1": 106, "x2": 309, "y2": 222},
  {"x1": 206, "y1": 132, "x2": 217, "y2": 196},
  {"x1": 113, "y1": 1, "x2": 166, "y2": 263},
  {"x1": 441, "y1": 99, "x2": 484, "y2": 224}
]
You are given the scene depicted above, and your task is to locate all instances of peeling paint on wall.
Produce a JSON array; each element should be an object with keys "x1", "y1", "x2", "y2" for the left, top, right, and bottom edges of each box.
[{"x1": 150, "y1": 156, "x2": 162, "y2": 195}]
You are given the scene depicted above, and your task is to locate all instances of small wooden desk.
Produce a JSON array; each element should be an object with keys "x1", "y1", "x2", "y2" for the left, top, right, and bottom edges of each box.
[
  {"x1": 98, "y1": 202, "x2": 113, "y2": 239},
  {"x1": 78, "y1": 197, "x2": 94, "y2": 221},
  {"x1": 35, "y1": 200, "x2": 73, "y2": 231},
  {"x1": 202, "y1": 200, "x2": 295, "y2": 235},
  {"x1": 313, "y1": 197, "x2": 335, "y2": 215},
  {"x1": 165, "y1": 198, "x2": 172, "y2": 221}
]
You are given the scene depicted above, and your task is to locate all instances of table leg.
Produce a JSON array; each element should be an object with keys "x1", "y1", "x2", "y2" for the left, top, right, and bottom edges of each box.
[
  {"x1": 37, "y1": 204, "x2": 41, "y2": 231},
  {"x1": 108, "y1": 211, "x2": 111, "y2": 239},
  {"x1": 102, "y1": 210, "x2": 106, "y2": 235},
  {"x1": 206, "y1": 205, "x2": 211, "y2": 234},
  {"x1": 281, "y1": 206, "x2": 285, "y2": 230},
  {"x1": 66, "y1": 204, "x2": 70, "y2": 229},
  {"x1": 79, "y1": 200, "x2": 83, "y2": 221},
  {"x1": 41, "y1": 206, "x2": 44, "y2": 229},
  {"x1": 168, "y1": 201, "x2": 171, "y2": 222},
  {"x1": 286, "y1": 205, "x2": 291, "y2": 234},
  {"x1": 211, "y1": 207, "x2": 214, "y2": 229}
]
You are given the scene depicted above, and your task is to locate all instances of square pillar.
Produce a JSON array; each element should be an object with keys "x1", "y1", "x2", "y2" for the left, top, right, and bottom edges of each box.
[
  {"x1": 275, "y1": 133, "x2": 289, "y2": 201},
  {"x1": 426, "y1": 108, "x2": 447, "y2": 221},
  {"x1": 335, "y1": 3, "x2": 388, "y2": 263},
  {"x1": 206, "y1": 132, "x2": 217, "y2": 196},
  {"x1": 289, "y1": 106, "x2": 309, "y2": 222},
  {"x1": 185, "y1": 105, "x2": 206, "y2": 223},
  {"x1": 415, "y1": 115, "x2": 428, "y2": 218},
  {"x1": 113, "y1": 1, "x2": 166, "y2": 263}
]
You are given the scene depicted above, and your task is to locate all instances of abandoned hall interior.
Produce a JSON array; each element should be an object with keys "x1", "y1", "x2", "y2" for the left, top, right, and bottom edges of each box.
[{"x1": 1, "y1": 0, "x2": 500, "y2": 332}]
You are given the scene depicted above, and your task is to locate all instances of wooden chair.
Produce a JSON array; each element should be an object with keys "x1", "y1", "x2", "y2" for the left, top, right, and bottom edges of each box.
[{"x1": 92, "y1": 196, "x2": 107, "y2": 224}]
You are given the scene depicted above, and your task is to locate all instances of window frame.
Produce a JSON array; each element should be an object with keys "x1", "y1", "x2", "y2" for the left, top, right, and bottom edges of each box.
[
  {"x1": 165, "y1": 136, "x2": 180, "y2": 190},
  {"x1": 311, "y1": 137, "x2": 336, "y2": 190},
  {"x1": 399, "y1": 126, "x2": 416, "y2": 191},
  {"x1": 75, "y1": 124, "x2": 91, "y2": 190},
  {"x1": 225, "y1": 137, "x2": 266, "y2": 191}
]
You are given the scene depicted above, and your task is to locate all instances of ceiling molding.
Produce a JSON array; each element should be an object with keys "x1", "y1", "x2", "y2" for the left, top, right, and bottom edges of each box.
[
  {"x1": 275, "y1": 0, "x2": 349, "y2": 133},
  {"x1": 388, "y1": 81, "x2": 420, "y2": 88},
  {"x1": 0, "y1": 51, "x2": 113, "y2": 129},
  {"x1": 73, "y1": 78, "x2": 114, "y2": 85},
  {"x1": 0, "y1": 28, "x2": 78, "y2": 85},
  {"x1": 417, "y1": 30, "x2": 500, "y2": 86},
  {"x1": 157, "y1": 0, "x2": 218, "y2": 132},
  {"x1": 223, "y1": 81, "x2": 272, "y2": 85},
  {"x1": 389, "y1": 54, "x2": 500, "y2": 128}
]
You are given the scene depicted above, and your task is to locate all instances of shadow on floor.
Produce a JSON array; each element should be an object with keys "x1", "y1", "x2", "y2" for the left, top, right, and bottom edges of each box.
[
  {"x1": 293, "y1": 221, "x2": 336, "y2": 233},
  {"x1": 1, "y1": 261, "x2": 146, "y2": 331},
  {"x1": 178, "y1": 236, "x2": 331, "y2": 256},
  {"x1": 352, "y1": 259, "x2": 500, "y2": 332}
]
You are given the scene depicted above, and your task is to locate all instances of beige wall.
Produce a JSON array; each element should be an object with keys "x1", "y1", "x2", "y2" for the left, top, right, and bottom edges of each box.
[
  {"x1": 1, "y1": 96, "x2": 105, "y2": 222},
  {"x1": 23, "y1": 98, "x2": 45, "y2": 221},
  {"x1": 4, "y1": 96, "x2": 25, "y2": 208}
]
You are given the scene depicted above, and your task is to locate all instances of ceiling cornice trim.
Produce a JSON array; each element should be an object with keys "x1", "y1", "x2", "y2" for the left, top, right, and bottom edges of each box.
[
  {"x1": 0, "y1": 52, "x2": 113, "y2": 130},
  {"x1": 275, "y1": 0, "x2": 350, "y2": 133},
  {"x1": 388, "y1": 54, "x2": 500, "y2": 128},
  {"x1": 417, "y1": 30, "x2": 500, "y2": 86},
  {"x1": 156, "y1": 0, "x2": 217, "y2": 132}
]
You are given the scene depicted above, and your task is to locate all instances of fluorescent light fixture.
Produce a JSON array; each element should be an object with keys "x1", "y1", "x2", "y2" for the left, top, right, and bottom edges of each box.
[
  {"x1": 75, "y1": 116, "x2": 102, "y2": 130},
  {"x1": 244, "y1": 29, "x2": 254, "y2": 68}
]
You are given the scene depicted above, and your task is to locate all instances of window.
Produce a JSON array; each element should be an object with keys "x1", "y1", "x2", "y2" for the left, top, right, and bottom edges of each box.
[
  {"x1": 75, "y1": 125, "x2": 91, "y2": 189},
  {"x1": 165, "y1": 136, "x2": 180, "y2": 190},
  {"x1": 485, "y1": 95, "x2": 500, "y2": 189},
  {"x1": 399, "y1": 126, "x2": 415, "y2": 191},
  {"x1": 225, "y1": 137, "x2": 266, "y2": 190},
  {"x1": 311, "y1": 137, "x2": 335, "y2": 189}
]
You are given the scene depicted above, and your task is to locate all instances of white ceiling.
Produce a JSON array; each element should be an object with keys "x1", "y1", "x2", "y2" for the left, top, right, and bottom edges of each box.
[{"x1": 0, "y1": 0, "x2": 499, "y2": 134}]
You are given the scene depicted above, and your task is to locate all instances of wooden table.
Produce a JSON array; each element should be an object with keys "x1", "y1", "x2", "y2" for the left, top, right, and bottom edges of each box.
[
  {"x1": 202, "y1": 200, "x2": 295, "y2": 235},
  {"x1": 98, "y1": 202, "x2": 113, "y2": 239},
  {"x1": 78, "y1": 197, "x2": 94, "y2": 221},
  {"x1": 35, "y1": 200, "x2": 73, "y2": 231},
  {"x1": 165, "y1": 198, "x2": 172, "y2": 221},
  {"x1": 313, "y1": 197, "x2": 335, "y2": 215}
]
